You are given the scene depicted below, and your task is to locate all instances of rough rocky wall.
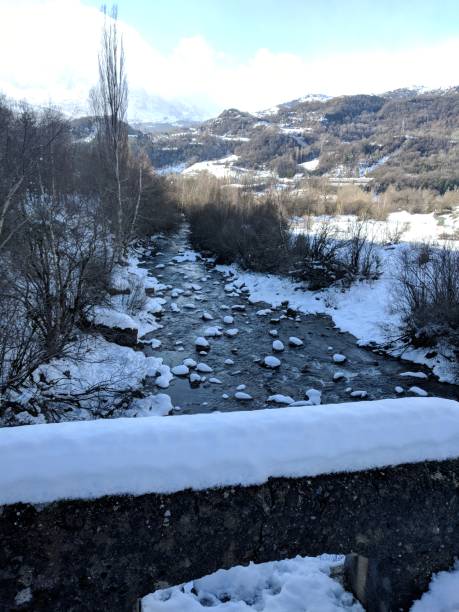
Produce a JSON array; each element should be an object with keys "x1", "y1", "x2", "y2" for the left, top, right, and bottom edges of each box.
[{"x1": 1, "y1": 458, "x2": 459, "y2": 612}]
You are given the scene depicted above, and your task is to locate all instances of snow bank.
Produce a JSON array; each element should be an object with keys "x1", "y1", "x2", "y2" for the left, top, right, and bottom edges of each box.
[
  {"x1": 218, "y1": 265, "x2": 393, "y2": 347},
  {"x1": 106, "y1": 254, "x2": 165, "y2": 337},
  {"x1": 90, "y1": 307, "x2": 137, "y2": 331},
  {"x1": 127, "y1": 394, "x2": 173, "y2": 418},
  {"x1": 411, "y1": 561, "x2": 459, "y2": 611},
  {"x1": 33, "y1": 336, "x2": 168, "y2": 395},
  {"x1": 1, "y1": 397, "x2": 459, "y2": 505},
  {"x1": 142, "y1": 554, "x2": 363, "y2": 612}
]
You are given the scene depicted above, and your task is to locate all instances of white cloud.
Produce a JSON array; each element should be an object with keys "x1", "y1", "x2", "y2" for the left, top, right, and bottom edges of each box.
[{"x1": 0, "y1": 0, "x2": 458, "y2": 120}]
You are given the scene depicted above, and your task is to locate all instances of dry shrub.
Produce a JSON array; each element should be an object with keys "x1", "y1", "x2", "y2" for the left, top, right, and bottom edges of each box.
[
  {"x1": 284, "y1": 183, "x2": 459, "y2": 222},
  {"x1": 281, "y1": 188, "x2": 337, "y2": 218},
  {"x1": 137, "y1": 173, "x2": 181, "y2": 235},
  {"x1": 290, "y1": 218, "x2": 380, "y2": 289},
  {"x1": 188, "y1": 195, "x2": 289, "y2": 272},
  {"x1": 289, "y1": 222, "x2": 345, "y2": 289},
  {"x1": 335, "y1": 185, "x2": 373, "y2": 217},
  {"x1": 121, "y1": 276, "x2": 147, "y2": 315},
  {"x1": 381, "y1": 186, "x2": 437, "y2": 214},
  {"x1": 341, "y1": 219, "x2": 381, "y2": 280},
  {"x1": 395, "y1": 243, "x2": 459, "y2": 350},
  {"x1": 435, "y1": 189, "x2": 459, "y2": 213},
  {"x1": 178, "y1": 173, "x2": 290, "y2": 272},
  {"x1": 174, "y1": 172, "x2": 233, "y2": 210}
]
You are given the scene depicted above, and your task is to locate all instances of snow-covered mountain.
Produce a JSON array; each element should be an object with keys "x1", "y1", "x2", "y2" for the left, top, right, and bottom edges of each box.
[
  {"x1": 2, "y1": 84, "x2": 210, "y2": 126},
  {"x1": 0, "y1": 0, "x2": 213, "y2": 124},
  {"x1": 126, "y1": 89, "x2": 210, "y2": 124}
]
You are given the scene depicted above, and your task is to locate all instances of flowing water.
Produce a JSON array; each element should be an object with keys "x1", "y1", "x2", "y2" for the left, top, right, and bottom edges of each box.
[{"x1": 140, "y1": 227, "x2": 458, "y2": 414}]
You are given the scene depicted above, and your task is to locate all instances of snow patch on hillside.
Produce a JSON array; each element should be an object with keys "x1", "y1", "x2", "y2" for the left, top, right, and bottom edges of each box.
[
  {"x1": 300, "y1": 158, "x2": 320, "y2": 171},
  {"x1": 182, "y1": 155, "x2": 244, "y2": 179}
]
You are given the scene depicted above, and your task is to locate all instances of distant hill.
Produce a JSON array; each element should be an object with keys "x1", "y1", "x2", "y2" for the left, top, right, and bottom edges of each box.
[{"x1": 143, "y1": 86, "x2": 459, "y2": 192}]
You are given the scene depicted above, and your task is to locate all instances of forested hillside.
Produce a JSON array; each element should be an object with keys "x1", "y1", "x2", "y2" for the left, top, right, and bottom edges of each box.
[{"x1": 144, "y1": 87, "x2": 459, "y2": 192}]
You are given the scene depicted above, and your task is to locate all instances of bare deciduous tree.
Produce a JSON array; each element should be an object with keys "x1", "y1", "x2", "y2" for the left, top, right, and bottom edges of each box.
[
  {"x1": 0, "y1": 99, "x2": 70, "y2": 252},
  {"x1": 0, "y1": 194, "x2": 112, "y2": 398},
  {"x1": 91, "y1": 4, "x2": 129, "y2": 258}
]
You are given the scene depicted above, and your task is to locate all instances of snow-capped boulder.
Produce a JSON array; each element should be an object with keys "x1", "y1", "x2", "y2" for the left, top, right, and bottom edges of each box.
[
  {"x1": 225, "y1": 328, "x2": 239, "y2": 337},
  {"x1": 155, "y1": 365, "x2": 173, "y2": 389},
  {"x1": 350, "y1": 390, "x2": 367, "y2": 399},
  {"x1": 409, "y1": 386, "x2": 428, "y2": 397},
  {"x1": 305, "y1": 388, "x2": 322, "y2": 405},
  {"x1": 257, "y1": 309, "x2": 272, "y2": 316},
  {"x1": 195, "y1": 337, "x2": 210, "y2": 351},
  {"x1": 204, "y1": 326, "x2": 223, "y2": 338},
  {"x1": 400, "y1": 371, "x2": 428, "y2": 380},
  {"x1": 268, "y1": 394, "x2": 294, "y2": 405},
  {"x1": 171, "y1": 365, "x2": 189, "y2": 376},
  {"x1": 235, "y1": 391, "x2": 252, "y2": 400},
  {"x1": 183, "y1": 358, "x2": 197, "y2": 368},
  {"x1": 196, "y1": 363, "x2": 213, "y2": 373},
  {"x1": 264, "y1": 356, "x2": 281, "y2": 369}
]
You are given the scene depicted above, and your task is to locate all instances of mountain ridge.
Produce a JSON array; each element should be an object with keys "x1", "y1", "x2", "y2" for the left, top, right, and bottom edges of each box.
[{"x1": 141, "y1": 85, "x2": 459, "y2": 193}]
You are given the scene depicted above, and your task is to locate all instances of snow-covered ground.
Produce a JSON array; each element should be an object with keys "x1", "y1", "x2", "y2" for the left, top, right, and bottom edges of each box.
[
  {"x1": 1, "y1": 397, "x2": 458, "y2": 505},
  {"x1": 142, "y1": 554, "x2": 459, "y2": 612},
  {"x1": 291, "y1": 210, "x2": 459, "y2": 244},
  {"x1": 181, "y1": 154, "x2": 280, "y2": 182},
  {"x1": 156, "y1": 162, "x2": 187, "y2": 175},
  {"x1": 182, "y1": 155, "x2": 248, "y2": 180},
  {"x1": 142, "y1": 555, "x2": 363, "y2": 612},
  {"x1": 33, "y1": 336, "x2": 166, "y2": 397}
]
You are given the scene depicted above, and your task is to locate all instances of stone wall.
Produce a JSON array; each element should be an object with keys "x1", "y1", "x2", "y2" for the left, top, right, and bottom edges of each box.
[{"x1": 1, "y1": 458, "x2": 459, "y2": 612}]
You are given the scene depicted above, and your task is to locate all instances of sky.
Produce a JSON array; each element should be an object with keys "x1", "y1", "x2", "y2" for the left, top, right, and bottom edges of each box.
[
  {"x1": 0, "y1": 0, "x2": 458, "y2": 119},
  {"x1": 80, "y1": 0, "x2": 459, "y2": 60}
]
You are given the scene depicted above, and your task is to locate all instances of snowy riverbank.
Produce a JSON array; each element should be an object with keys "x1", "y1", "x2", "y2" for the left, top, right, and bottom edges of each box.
[{"x1": 219, "y1": 209, "x2": 459, "y2": 383}]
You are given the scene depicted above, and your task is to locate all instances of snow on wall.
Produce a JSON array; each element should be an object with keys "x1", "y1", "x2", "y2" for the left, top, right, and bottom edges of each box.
[{"x1": 1, "y1": 397, "x2": 459, "y2": 506}]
